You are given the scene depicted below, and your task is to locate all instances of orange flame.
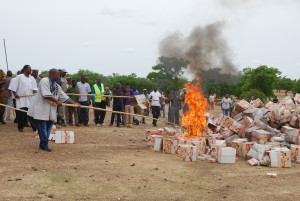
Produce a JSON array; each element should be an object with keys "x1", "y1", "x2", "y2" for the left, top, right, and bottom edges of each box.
[{"x1": 181, "y1": 74, "x2": 208, "y2": 138}]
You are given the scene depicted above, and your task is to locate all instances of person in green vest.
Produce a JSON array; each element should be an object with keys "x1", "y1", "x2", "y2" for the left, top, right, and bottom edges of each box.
[{"x1": 91, "y1": 78, "x2": 107, "y2": 126}]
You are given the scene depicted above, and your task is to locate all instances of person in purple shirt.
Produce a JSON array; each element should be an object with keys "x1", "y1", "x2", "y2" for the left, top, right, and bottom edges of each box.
[{"x1": 123, "y1": 86, "x2": 134, "y2": 127}]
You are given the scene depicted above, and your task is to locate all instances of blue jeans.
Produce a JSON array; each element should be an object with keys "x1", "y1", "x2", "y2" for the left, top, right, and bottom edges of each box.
[
  {"x1": 35, "y1": 119, "x2": 53, "y2": 148},
  {"x1": 222, "y1": 109, "x2": 229, "y2": 116},
  {"x1": 160, "y1": 104, "x2": 165, "y2": 118}
]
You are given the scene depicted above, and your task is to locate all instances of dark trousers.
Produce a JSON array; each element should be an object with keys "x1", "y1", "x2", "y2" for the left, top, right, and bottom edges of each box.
[
  {"x1": 78, "y1": 101, "x2": 89, "y2": 125},
  {"x1": 169, "y1": 106, "x2": 180, "y2": 124},
  {"x1": 34, "y1": 119, "x2": 53, "y2": 148},
  {"x1": 94, "y1": 101, "x2": 106, "y2": 124},
  {"x1": 16, "y1": 107, "x2": 35, "y2": 130},
  {"x1": 151, "y1": 106, "x2": 160, "y2": 126},
  {"x1": 110, "y1": 105, "x2": 122, "y2": 126}
]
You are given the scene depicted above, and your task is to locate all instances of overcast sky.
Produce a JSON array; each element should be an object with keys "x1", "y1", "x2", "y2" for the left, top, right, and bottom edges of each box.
[{"x1": 0, "y1": 0, "x2": 299, "y2": 80}]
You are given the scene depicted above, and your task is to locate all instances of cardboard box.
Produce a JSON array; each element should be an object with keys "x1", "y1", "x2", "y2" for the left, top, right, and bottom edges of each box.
[
  {"x1": 55, "y1": 131, "x2": 74, "y2": 144},
  {"x1": 177, "y1": 144, "x2": 198, "y2": 162},
  {"x1": 231, "y1": 138, "x2": 248, "y2": 156},
  {"x1": 208, "y1": 140, "x2": 226, "y2": 159},
  {"x1": 290, "y1": 144, "x2": 300, "y2": 162},
  {"x1": 251, "y1": 130, "x2": 272, "y2": 144},
  {"x1": 250, "y1": 98, "x2": 264, "y2": 108},
  {"x1": 162, "y1": 137, "x2": 179, "y2": 154},
  {"x1": 269, "y1": 148, "x2": 291, "y2": 168},
  {"x1": 145, "y1": 129, "x2": 163, "y2": 141},
  {"x1": 163, "y1": 127, "x2": 177, "y2": 137},
  {"x1": 147, "y1": 135, "x2": 160, "y2": 146},
  {"x1": 179, "y1": 138, "x2": 207, "y2": 156},
  {"x1": 294, "y1": 93, "x2": 300, "y2": 104},
  {"x1": 241, "y1": 142, "x2": 256, "y2": 158},
  {"x1": 235, "y1": 99, "x2": 253, "y2": 113},
  {"x1": 247, "y1": 143, "x2": 267, "y2": 160},
  {"x1": 265, "y1": 101, "x2": 276, "y2": 109},
  {"x1": 240, "y1": 116, "x2": 254, "y2": 126},
  {"x1": 229, "y1": 120, "x2": 244, "y2": 133},
  {"x1": 218, "y1": 147, "x2": 236, "y2": 163},
  {"x1": 153, "y1": 136, "x2": 163, "y2": 151}
]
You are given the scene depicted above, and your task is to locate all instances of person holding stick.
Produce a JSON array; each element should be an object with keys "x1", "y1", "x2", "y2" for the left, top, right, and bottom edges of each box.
[
  {"x1": 109, "y1": 83, "x2": 123, "y2": 127},
  {"x1": 28, "y1": 69, "x2": 80, "y2": 152}
]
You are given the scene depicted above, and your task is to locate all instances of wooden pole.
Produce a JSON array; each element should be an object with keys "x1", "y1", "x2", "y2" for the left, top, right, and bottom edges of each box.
[
  {"x1": 3, "y1": 39, "x2": 9, "y2": 71},
  {"x1": 17, "y1": 94, "x2": 134, "y2": 98},
  {"x1": 0, "y1": 103, "x2": 174, "y2": 125}
]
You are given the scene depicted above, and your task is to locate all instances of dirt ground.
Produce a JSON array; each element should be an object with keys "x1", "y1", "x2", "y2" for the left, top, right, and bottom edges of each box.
[{"x1": 1, "y1": 95, "x2": 300, "y2": 201}]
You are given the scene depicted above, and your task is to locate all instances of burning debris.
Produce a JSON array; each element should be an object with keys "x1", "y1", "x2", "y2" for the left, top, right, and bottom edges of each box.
[{"x1": 144, "y1": 93, "x2": 300, "y2": 167}]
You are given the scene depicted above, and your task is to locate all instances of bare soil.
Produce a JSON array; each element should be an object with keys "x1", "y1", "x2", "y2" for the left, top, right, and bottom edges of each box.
[{"x1": 1, "y1": 96, "x2": 300, "y2": 201}]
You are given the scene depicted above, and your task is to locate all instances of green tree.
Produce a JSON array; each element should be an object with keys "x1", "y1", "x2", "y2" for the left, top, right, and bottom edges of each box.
[
  {"x1": 279, "y1": 77, "x2": 295, "y2": 96},
  {"x1": 146, "y1": 56, "x2": 189, "y2": 94},
  {"x1": 241, "y1": 65, "x2": 281, "y2": 98},
  {"x1": 293, "y1": 79, "x2": 300, "y2": 95},
  {"x1": 240, "y1": 89, "x2": 267, "y2": 102},
  {"x1": 71, "y1": 69, "x2": 109, "y2": 86}
]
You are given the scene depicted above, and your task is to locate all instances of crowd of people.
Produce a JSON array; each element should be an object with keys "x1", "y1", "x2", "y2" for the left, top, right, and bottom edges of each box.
[{"x1": 0, "y1": 66, "x2": 186, "y2": 132}]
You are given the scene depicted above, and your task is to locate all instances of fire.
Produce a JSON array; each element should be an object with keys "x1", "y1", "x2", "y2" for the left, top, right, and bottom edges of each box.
[{"x1": 181, "y1": 74, "x2": 208, "y2": 138}]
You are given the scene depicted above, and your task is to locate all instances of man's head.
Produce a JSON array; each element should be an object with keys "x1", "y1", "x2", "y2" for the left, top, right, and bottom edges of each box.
[
  {"x1": 96, "y1": 78, "x2": 101, "y2": 84},
  {"x1": 49, "y1": 69, "x2": 60, "y2": 81},
  {"x1": 143, "y1": 89, "x2": 147, "y2": 94},
  {"x1": 61, "y1": 69, "x2": 67, "y2": 77},
  {"x1": 31, "y1": 69, "x2": 39, "y2": 78},
  {"x1": 153, "y1": 87, "x2": 158, "y2": 92},
  {"x1": 115, "y1": 83, "x2": 121, "y2": 89},
  {"x1": 132, "y1": 87, "x2": 136, "y2": 92},
  {"x1": 105, "y1": 87, "x2": 110, "y2": 92},
  {"x1": 6, "y1": 70, "x2": 12, "y2": 77},
  {"x1": 81, "y1": 76, "x2": 88, "y2": 83},
  {"x1": 66, "y1": 78, "x2": 72, "y2": 85},
  {"x1": 72, "y1": 80, "x2": 77, "y2": 87},
  {"x1": 22, "y1": 65, "x2": 31, "y2": 75},
  {"x1": 225, "y1": 94, "x2": 229, "y2": 98}
]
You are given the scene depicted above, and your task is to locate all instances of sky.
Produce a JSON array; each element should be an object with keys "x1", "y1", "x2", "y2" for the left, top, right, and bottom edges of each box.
[{"x1": 0, "y1": 0, "x2": 299, "y2": 80}]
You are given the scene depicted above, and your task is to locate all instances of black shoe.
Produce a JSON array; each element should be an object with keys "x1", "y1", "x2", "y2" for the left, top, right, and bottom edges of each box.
[
  {"x1": 18, "y1": 128, "x2": 24, "y2": 132},
  {"x1": 116, "y1": 125, "x2": 121, "y2": 127},
  {"x1": 109, "y1": 124, "x2": 113, "y2": 126},
  {"x1": 40, "y1": 146, "x2": 53, "y2": 152}
]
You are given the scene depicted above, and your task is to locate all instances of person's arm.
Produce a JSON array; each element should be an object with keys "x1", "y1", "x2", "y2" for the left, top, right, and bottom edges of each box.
[{"x1": 91, "y1": 85, "x2": 95, "y2": 105}]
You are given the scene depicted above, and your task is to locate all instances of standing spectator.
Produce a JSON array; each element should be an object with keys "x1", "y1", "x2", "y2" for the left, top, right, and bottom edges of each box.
[
  {"x1": 8, "y1": 65, "x2": 37, "y2": 132},
  {"x1": 209, "y1": 94, "x2": 215, "y2": 110},
  {"x1": 57, "y1": 69, "x2": 68, "y2": 126},
  {"x1": 10, "y1": 71, "x2": 21, "y2": 123},
  {"x1": 28, "y1": 69, "x2": 79, "y2": 152},
  {"x1": 168, "y1": 89, "x2": 181, "y2": 125},
  {"x1": 105, "y1": 87, "x2": 112, "y2": 107},
  {"x1": 149, "y1": 87, "x2": 161, "y2": 127},
  {"x1": 141, "y1": 89, "x2": 150, "y2": 124},
  {"x1": 31, "y1": 69, "x2": 42, "y2": 85},
  {"x1": 221, "y1": 94, "x2": 232, "y2": 116},
  {"x1": 160, "y1": 91, "x2": 166, "y2": 118},
  {"x1": 4, "y1": 70, "x2": 13, "y2": 121},
  {"x1": 0, "y1": 70, "x2": 6, "y2": 124},
  {"x1": 123, "y1": 86, "x2": 135, "y2": 127},
  {"x1": 230, "y1": 96, "x2": 235, "y2": 117},
  {"x1": 272, "y1": 96, "x2": 279, "y2": 103},
  {"x1": 109, "y1": 83, "x2": 123, "y2": 127},
  {"x1": 67, "y1": 80, "x2": 80, "y2": 126},
  {"x1": 132, "y1": 87, "x2": 139, "y2": 95},
  {"x1": 91, "y1": 78, "x2": 106, "y2": 126},
  {"x1": 77, "y1": 76, "x2": 91, "y2": 126}
]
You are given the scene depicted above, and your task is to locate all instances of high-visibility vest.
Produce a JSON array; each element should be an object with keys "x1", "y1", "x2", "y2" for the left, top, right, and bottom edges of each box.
[{"x1": 93, "y1": 83, "x2": 105, "y2": 102}]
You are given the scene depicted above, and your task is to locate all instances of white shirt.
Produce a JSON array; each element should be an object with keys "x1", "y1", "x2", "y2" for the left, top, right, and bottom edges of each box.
[
  {"x1": 28, "y1": 78, "x2": 70, "y2": 122},
  {"x1": 77, "y1": 82, "x2": 91, "y2": 102},
  {"x1": 221, "y1": 98, "x2": 232, "y2": 110},
  {"x1": 8, "y1": 74, "x2": 37, "y2": 108},
  {"x1": 149, "y1": 91, "x2": 161, "y2": 106}
]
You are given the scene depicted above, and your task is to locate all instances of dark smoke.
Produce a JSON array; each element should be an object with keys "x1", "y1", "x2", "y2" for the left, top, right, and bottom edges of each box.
[{"x1": 159, "y1": 21, "x2": 237, "y2": 75}]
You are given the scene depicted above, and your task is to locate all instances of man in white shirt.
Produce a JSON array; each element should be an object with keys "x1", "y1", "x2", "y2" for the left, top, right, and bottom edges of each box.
[
  {"x1": 149, "y1": 87, "x2": 161, "y2": 127},
  {"x1": 28, "y1": 69, "x2": 79, "y2": 151},
  {"x1": 9, "y1": 65, "x2": 38, "y2": 132},
  {"x1": 76, "y1": 76, "x2": 91, "y2": 126},
  {"x1": 221, "y1": 94, "x2": 232, "y2": 116}
]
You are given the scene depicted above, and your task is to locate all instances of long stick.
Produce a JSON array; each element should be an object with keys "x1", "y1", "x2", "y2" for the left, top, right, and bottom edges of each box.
[
  {"x1": 17, "y1": 94, "x2": 134, "y2": 98},
  {"x1": 0, "y1": 103, "x2": 173, "y2": 125},
  {"x1": 3, "y1": 39, "x2": 9, "y2": 71}
]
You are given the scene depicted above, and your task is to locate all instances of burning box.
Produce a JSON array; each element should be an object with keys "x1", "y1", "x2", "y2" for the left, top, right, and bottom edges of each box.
[
  {"x1": 218, "y1": 147, "x2": 236, "y2": 164},
  {"x1": 251, "y1": 130, "x2": 272, "y2": 144},
  {"x1": 230, "y1": 138, "x2": 248, "y2": 156},
  {"x1": 162, "y1": 137, "x2": 179, "y2": 154},
  {"x1": 269, "y1": 148, "x2": 291, "y2": 168},
  {"x1": 290, "y1": 144, "x2": 300, "y2": 162},
  {"x1": 55, "y1": 131, "x2": 74, "y2": 144},
  {"x1": 250, "y1": 98, "x2": 264, "y2": 108},
  {"x1": 163, "y1": 127, "x2": 177, "y2": 137},
  {"x1": 235, "y1": 99, "x2": 253, "y2": 113},
  {"x1": 241, "y1": 142, "x2": 256, "y2": 158},
  {"x1": 177, "y1": 144, "x2": 198, "y2": 162}
]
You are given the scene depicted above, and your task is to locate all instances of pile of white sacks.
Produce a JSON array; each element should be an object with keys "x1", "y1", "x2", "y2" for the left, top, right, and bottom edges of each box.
[{"x1": 145, "y1": 93, "x2": 300, "y2": 168}]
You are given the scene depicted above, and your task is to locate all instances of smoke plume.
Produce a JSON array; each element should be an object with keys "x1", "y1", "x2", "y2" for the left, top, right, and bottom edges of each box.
[{"x1": 159, "y1": 21, "x2": 237, "y2": 75}]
